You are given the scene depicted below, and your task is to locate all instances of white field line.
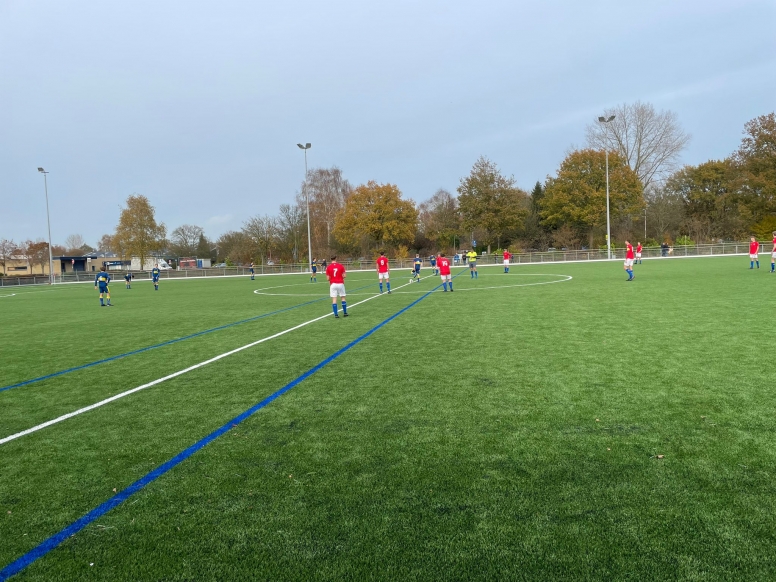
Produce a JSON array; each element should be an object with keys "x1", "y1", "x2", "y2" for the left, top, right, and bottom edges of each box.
[{"x1": 0, "y1": 274, "x2": 437, "y2": 446}]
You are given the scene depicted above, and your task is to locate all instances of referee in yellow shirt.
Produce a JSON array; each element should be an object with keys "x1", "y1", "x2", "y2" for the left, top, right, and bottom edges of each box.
[{"x1": 466, "y1": 250, "x2": 478, "y2": 279}]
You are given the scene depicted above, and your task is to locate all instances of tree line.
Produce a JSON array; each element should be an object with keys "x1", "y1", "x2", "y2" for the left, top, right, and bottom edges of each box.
[{"x1": 2, "y1": 106, "x2": 773, "y2": 274}]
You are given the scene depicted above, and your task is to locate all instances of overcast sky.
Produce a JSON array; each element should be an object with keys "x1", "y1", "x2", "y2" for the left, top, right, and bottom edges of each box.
[{"x1": 1, "y1": 0, "x2": 774, "y2": 247}]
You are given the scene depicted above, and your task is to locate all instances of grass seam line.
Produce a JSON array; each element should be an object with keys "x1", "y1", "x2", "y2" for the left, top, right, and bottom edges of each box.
[
  {"x1": 0, "y1": 274, "x2": 441, "y2": 446},
  {"x1": 0, "y1": 273, "x2": 462, "y2": 581},
  {"x1": 0, "y1": 282, "x2": 376, "y2": 394}
]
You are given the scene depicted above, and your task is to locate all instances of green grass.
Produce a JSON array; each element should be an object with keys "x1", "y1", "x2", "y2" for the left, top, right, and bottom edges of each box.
[{"x1": 2, "y1": 258, "x2": 776, "y2": 580}]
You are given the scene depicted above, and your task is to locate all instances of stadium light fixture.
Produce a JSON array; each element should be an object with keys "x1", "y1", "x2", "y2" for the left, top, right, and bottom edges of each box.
[
  {"x1": 597, "y1": 115, "x2": 616, "y2": 260},
  {"x1": 37, "y1": 168, "x2": 55, "y2": 285},
  {"x1": 297, "y1": 143, "x2": 313, "y2": 271}
]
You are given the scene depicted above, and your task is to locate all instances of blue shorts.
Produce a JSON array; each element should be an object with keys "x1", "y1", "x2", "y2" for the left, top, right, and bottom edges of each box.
[
  {"x1": 469, "y1": 262, "x2": 477, "y2": 268},
  {"x1": 98, "y1": 284, "x2": 109, "y2": 293},
  {"x1": 414, "y1": 266, "x2": 421, "y2": 272},
  {"x1": 152, "y1": 277, "x2": 159, "y2": 283},
  {"x1": 312, "y1": 267, "x2": 317, "y2": 273}
]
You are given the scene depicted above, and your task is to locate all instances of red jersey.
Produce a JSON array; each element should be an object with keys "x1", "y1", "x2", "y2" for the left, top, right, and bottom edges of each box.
[
  {"x1": 772, "y1": 237, "x2": 776, "y2": 250},
  {"x1": 636, "y1": 244, "x2": 642, "y2": 253},
  {"x1": 438, "y1": 257, "x2": 451, "y2": 275},
  {"x1": 625, "y1": 244, "x2": 635, "y2": 260},
  {"x1": 503, "y1": 251, "x2": 511, "y2": 260},
  {"x1": 376, "y1": 256, "x2": 389, "y2": 273},
  {"x1": 326, "y1": 262, "x2": 345, "y2": 284},
  {"x1": 750, "y1": 241, "x2": 759, "y2": 254}
]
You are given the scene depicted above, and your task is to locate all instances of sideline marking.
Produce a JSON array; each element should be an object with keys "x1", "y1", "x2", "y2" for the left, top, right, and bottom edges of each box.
[
  {"x1": 0, "y1": 294, "x2": 16, "y2": 298},
  {"x1": 0, "y1": 282, "x2": 374, "y2": 394},
  {"x1": 0, "y1": 274, "x2": 439, "y2": 445},
  {"x1": 253, "y1": 273, "x2": 573, "y2": 296},
  {"x1": 0, "y1": 275, "x2": 458, "y2": 581}
]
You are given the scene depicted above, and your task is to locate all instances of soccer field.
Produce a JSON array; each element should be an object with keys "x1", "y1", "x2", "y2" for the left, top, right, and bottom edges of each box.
[{"x1": 1, "y1": 257, "x2": 775, "y2": 581}]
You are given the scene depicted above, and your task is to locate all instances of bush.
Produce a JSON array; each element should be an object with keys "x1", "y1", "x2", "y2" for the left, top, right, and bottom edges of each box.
[
  {"x1": 643, "y1": 238, "x2": 660, "y2": 247},
  {"x1": 675, "y1": 235, "x2": 694, "y2": 246}
]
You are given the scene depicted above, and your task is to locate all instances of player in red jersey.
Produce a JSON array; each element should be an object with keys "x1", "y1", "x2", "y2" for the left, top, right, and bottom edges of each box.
[
  {"x1": 749, "y1": 236, "x2": 760, "y2": 269},
  {"x1": 376, "y1": 251, "x2": 391, "y2": 294},
  {"x1": 438, "y1": 253, "x2": 453, "y2": 292},
  {"x1": 325, "y1": 256, "x2": 348, "y2": 318},
  {"x1": 771, "y1": 231, "x2": 776, "y2": 273},
  {"x1": 635, "y1": 242, "x2": 643, "y2": 264},
  {"x1": 624, "y1": 240, "x2": 635, "y2": 281},
  {"x1": 503, "y1": 249, "x2": 511, "y2": 273}
]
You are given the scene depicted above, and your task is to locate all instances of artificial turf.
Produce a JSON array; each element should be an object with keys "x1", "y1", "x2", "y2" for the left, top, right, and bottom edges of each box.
[{"x1": 1, "y1": 257, "x2": 775, "y2": 581}]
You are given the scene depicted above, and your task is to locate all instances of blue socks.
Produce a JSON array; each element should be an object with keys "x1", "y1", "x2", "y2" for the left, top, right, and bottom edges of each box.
[
  {"x1": 100, "y1": 298, "x2": 104, "y2": 306},
  {"x1": 757, "y1": 261, "x2": 760, "y2": 268},
  {"x1": 341, "y1": 300, "x2": 347, "y2": 315},
  {"x1": 751, "y1": 261, "x2": 754, "y2": 268},
  {"x1": 386, "y1": 282, "x2": 390, "y2": 291},
  {"x1": 442, "y1": 282, "x2": 447, "y2": 291},
  {"x1": 379, "y1": 283, "x2": 383, "y2": 293},
  {"x1": 626, "y1": 269, "x2": 634, "y2": 280},
  {"x1": 449, "y1": 281, "x2": 453, "y2": 290},
  {"x1": 332, "y1": 304, "x2": 338, "y2": 316}
]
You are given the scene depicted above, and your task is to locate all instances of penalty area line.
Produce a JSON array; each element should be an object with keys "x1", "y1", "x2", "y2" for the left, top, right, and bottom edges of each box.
[
  {"x1": 0, "y1": 276, "x2": 453, "y2": 581},
  {"x1": 0, "y1": 274, "x2": 437, "y2": 446}
]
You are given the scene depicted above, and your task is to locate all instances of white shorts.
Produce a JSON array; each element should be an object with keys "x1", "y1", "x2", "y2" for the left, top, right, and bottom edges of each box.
[
  {"x1": 440, "y1": 274, "x2": 451, "y2": 282},
  {"x1": 329, "y1": 283, "x2": 346, "y2": 298},
  {"x1": 750, "y1": 253, "x2": 759, "y2": 260},
  {"x1": 624, "y1": 258, "x2": 634, "y2": 267},
  {"x1": 635, "y1": 252, "x2": 641, "y2": 258},
  {"x1": 503, "y1": 259, "x2": 510, "y2": 265},
  {"x1": 772, "y1": 251, "x2": 776, "y2": 259},
  {"x1": 378, "y1": 272, "x2": 389, "y2": 280}
]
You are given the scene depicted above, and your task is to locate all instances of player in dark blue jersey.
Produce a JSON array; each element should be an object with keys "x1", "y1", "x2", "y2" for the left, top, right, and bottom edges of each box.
[
  {"x1": 411, "y1": 254, "x2": 422, "y2": 282},
  {"x1": 151, "y1": 265, "x2": 160, "y2": 290},
  {"x1": 250, "y1": 262, "x2": 255, "y2": 281},
  {"x1": 429, "y1": 255, "x2": 438, "y2": 275},
  {"x1": 124, "y1": 272, "x2": 132, "y2": 289},
  {"x1": 311, "y1": 258, "x2": 318, "y2": 282},
  {"x1": 94, "y1": 269, "x2": 112, "y2": 307}
]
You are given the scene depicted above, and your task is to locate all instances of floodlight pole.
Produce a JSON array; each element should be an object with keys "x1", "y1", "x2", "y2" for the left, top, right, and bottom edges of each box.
[
  {"x1": 297, "y1": 143, "x2": 312, "y2": 271},
  {"x1": 38, "y1": 168, "x2": 54, "y2": 284},
  {"x1": 597, "y1": 115, "x2": 616, "y2": 260}
]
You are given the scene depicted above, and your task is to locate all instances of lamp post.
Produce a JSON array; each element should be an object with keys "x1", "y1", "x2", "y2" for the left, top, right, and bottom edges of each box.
[
  {"x1": 37, "y1": 167, "x2": 55, "y2": 284},
  {"x1": 597, "y1": 115, "x2": 616, "y2": 259},
  {"x1": 296, "y1": 143, "x2": 312, "y2": 272}
]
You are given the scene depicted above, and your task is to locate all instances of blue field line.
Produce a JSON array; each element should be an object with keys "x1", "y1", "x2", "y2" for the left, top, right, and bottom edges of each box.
[
  {"x1": 0, "y1": 272, "x2": 467, "y2": 581},
  {"x1": 0, "y1": 283, "x2": 379, "y2": 394}
]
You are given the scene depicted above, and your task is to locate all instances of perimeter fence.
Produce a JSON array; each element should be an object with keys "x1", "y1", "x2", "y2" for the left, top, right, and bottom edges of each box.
[{"x1": 0, "y1": 242, "x2": 766, "y2": 287}]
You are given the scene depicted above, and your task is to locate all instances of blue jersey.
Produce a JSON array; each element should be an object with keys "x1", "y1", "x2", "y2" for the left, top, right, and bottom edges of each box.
[
  {"x1": 95, "y1": 272, "x2": 111, "y2": 287},
  {"x1": 413, "y1": 258, "x2": 422, "y2": 271},
  {"x1": 311, "y1": 260, "x2": 318, "y2": 273},
  {"x1": 250, "y1": 264, "x2": 255, "y2": 273},
  {"x1": 430, "y1": 257, "x2": 437, "y2": 267},
  {"x1": 124, "y1": 273, "x2": 131, "y2": 282},
  {"x1": 151, "y1": 268, "x2": 160, "y2": 280}
]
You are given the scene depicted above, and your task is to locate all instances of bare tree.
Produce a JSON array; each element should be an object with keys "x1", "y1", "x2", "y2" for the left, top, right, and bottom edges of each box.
[
  {"x1": 0, "y1": 238, "x2": 15, "y2": 275},
  {"x1": 97, "y1": 234, "x2": 114, "y2": 253},
  {"x1": 586, "y1": 101, "x2": 690, "y2": 190},
  {"x1": 277, "y1": 203, "x2": 306, "y2": 262},
  {"x1": 64, "y1": 234, "x2": 85, "y2": 253},
  {"x1": 169, "y1": 224, "x2": 205, "y2": 257},
  {"x1": 297, "y1": 167, "x2": 352, "y2": 253},
  {"x1": 242, "y1": 215, "x2": 279, "y2": 262}
]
